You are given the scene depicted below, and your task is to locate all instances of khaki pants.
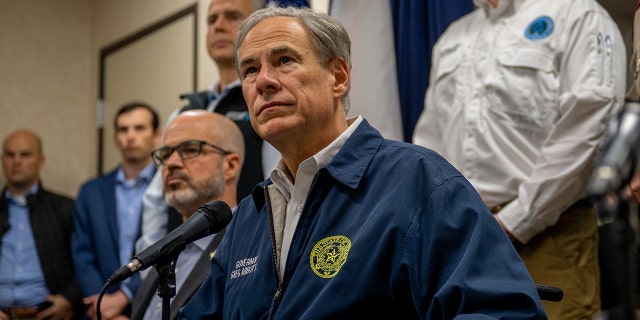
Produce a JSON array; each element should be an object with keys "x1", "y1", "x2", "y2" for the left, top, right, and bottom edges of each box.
[{"x1": 516, "y1": 205, "x2": 600, "y2": 320}]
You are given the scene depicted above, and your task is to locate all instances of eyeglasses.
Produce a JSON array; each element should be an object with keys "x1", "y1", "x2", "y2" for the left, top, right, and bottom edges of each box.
[{"x1": 151, "y1": 139, "x2": 231, "y2": 166}]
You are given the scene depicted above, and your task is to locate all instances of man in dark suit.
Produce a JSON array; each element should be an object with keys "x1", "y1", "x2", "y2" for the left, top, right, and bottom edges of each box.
[
  {"x1": 131, "y1": 110, "x2": 243, "y2": 320},
  {"x1": 0, "y1": 129, "x2": 82, "y2": 320},
  {"x1": 71, "y1": 102, "x2": 161, "y2": 320}
]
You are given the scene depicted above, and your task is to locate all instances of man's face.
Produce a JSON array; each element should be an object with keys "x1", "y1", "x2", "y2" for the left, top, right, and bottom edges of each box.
[
  {"x1": 161, "y1": 118, "x2": 225, "y2": 213},
  {"x1": 114, "y1": 108, "x2": 159, "y2": 163},
  {"x1": 2, "y1": 132, "x2": 44, "y2": 189},
  {"x1": 206, "y1": 0, "x2": 255, "y2": 66},
  {"x1": 238, "y1": 17, "x2": 347, "y2": 146}
]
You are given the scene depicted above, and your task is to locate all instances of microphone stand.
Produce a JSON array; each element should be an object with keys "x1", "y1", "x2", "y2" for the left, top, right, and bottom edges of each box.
[
  {"x1": 155, "y1": 257, "x2": 178, "y2": 320},
  {"x1": 594, "y1": 193, "x2": 638, "y2": 320},
  {"x1": 589, "y1": 100, "x2": 640, "y2": 319}
]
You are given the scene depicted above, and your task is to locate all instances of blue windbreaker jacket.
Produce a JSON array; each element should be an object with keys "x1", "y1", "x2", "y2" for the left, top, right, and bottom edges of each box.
[{"x1": 180, "y1": 120, "x2": 546, "y2": 319}]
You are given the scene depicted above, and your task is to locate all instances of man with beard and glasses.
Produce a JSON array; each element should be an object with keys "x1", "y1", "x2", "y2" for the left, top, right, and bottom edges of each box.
[{"x1": 131, "y1": 110, "x2": 243, "y2": 320}]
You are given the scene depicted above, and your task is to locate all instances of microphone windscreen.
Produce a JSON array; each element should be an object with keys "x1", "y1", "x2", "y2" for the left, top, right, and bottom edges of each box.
[{"x1": 200, "y1": 200, "x2": 233, "y2": 233}]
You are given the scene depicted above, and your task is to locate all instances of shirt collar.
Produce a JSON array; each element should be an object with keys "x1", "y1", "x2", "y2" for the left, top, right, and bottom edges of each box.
[
  {"x1": 473, "y1": 0, "x2": 518, "y2": 20},
  {"x1": 251, "y1": 117, "x2": 383, "y2": 211},
  {"x1": 270, "y1": 116, "x2": 363, "y2": 198},
  {"x1": 190, "y1": 234, "x2": 215, "y2": 252},
  {"x1": 115, "y1": 162, "x2": 156, "y2": 185},
  {"x1": 207, "y1": 80, "x2": 242, "y2": 99},
  {"x1": 4, "y1": 183, "x2": 39, "y2": 206}
]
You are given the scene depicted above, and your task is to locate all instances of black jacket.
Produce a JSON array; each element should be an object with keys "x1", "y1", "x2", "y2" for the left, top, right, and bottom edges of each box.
[{"x1": 0, "y1": 184, "x2": 83, "y2": 319}]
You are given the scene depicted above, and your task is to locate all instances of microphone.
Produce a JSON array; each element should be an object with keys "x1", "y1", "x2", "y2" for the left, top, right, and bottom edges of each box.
[
  {"x1": 107, "y1": 200, "x2": 232, "y2": 285},
  {"x1": 588, "y1": 101, "x2": 640, "y2": 198},
  {"x1": 535, "y1": 284, "x2": 564, "y2": 302}
]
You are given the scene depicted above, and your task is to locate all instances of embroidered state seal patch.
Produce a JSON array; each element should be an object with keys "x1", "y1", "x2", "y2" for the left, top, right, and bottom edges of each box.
[{"x1": 309, "y1": 235, "x2": 351, "y2": 278}]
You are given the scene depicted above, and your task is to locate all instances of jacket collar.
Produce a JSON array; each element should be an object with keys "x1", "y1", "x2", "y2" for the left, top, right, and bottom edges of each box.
[
  {"x1": 0, "y1": 183, "x2": 47, "y2": 237},
  {"x1": 251, "y1": 119, "x2": 383, "y2": 210},
  {"x1": 473, "y1": 0, "x2": 524, "y2": 20},
  {"x1": 2, "y1": 182, "x2": 45, "y2": 207}
]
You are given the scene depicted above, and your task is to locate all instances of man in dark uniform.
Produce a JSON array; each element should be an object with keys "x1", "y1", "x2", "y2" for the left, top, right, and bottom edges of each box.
[{"x1": 136, "y1": 0, "x2": 274, "y2": 253}]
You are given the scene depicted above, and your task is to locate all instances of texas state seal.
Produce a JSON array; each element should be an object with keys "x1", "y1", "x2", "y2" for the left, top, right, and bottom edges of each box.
[{"x1": 309, "y1": 235, "x2": 351, "y2": 279}]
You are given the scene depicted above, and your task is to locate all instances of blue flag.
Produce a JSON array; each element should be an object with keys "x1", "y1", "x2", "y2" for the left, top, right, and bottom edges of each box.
[{"x1": 267, "y1": 0, "x2": 309, "y2": 7}]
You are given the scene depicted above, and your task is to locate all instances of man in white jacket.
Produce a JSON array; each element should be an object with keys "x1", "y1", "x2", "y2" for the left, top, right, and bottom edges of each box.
[{"x1": 413, "y1": 0, "x2": 627, "y2": 318}]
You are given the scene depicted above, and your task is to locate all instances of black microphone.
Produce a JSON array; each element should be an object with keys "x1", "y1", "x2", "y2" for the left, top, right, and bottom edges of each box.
[
  {"x1": 535, "y1": 284, "x2": 564, "y2": 302},
  {"x1": 106, "y1": 200, "x2": 232, "y2": 285},
  {"x1": 588, "y1": 101, "x2": 640, "y2": 198}
]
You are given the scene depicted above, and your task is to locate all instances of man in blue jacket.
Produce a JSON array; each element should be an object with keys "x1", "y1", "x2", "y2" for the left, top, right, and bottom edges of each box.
[
  {"x1": 72, "y1": 102, "x2": 161, "y2": 320},
  {"x1": 180, "y1": 7, "x2": 547, "y2": 319}
]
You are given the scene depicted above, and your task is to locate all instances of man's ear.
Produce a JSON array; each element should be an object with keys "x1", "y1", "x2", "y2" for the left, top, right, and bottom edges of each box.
[
  {"x1": 223, "y1": 153, "x2": 242, "y2": 183},
  {"x1": 329, "y1": 57, "x2": 350, "y2": 100},
  {"x1": 38, "y1": 153, "x2": 46, "y2": 171}
]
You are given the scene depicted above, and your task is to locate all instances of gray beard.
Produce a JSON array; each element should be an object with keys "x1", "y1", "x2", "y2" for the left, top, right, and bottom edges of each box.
[{"x1": 164, "y1": 168, "x2": 224, "y2": 214}]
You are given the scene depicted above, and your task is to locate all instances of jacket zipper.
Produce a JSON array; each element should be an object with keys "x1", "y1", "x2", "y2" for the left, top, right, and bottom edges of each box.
[
  {"x1": 264, "y1": 186, "x2": 283, "y2": 317},
  {"x1": 265, "y1": 173, "x2": 322, "y2": 318}
]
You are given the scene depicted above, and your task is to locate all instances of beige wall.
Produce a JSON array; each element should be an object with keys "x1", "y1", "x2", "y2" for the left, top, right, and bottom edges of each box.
[
  {"x1": 0, "y1": 0, "x2": 633, "y2": 198},
  {"x1": 0, "y1": 0, "x2": 93, "y2": 198},
  {"x1": 93, "y1": 0, "x2": 217, "y2": 95},
  {"x1": 0, "y1": 0, "x2": 214, "y2": 198}
]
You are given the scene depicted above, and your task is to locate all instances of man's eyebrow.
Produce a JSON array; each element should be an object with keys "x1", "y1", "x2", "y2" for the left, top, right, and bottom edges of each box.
[
  {"x1": 208, "y1": 9, "x2": 242, "y2": 20},
  {"x1": 239, "y1": 55, "x2": 256, "y2": 69},
  {"x1": 271, "y1": 45, "x2": 294, "y2": 56},
  {"x1": 239, "y1": 45, "x2": 298, "y2": 68},
  {"x1": 223, "y1": 9, "x2": 243, "y2": 16}
]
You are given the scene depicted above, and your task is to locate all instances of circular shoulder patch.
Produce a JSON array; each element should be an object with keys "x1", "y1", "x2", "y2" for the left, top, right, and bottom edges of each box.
[
  {"x1": 525, "y1": 16, "x2": 554, "y2": 40},
  {"x1": 309, "y1": 235, "x2": 351, "y2": 278}
]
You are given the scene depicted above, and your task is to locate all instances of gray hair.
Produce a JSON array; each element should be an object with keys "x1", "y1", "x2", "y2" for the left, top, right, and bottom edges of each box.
[{"x1": 234, "y1": 6, "x2": 352, "y2": 113}]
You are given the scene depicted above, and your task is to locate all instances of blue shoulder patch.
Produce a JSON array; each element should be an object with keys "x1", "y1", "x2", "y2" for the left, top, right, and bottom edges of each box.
[{"x1": 525, "y1": 16, "x2": 554, "y2": 40}]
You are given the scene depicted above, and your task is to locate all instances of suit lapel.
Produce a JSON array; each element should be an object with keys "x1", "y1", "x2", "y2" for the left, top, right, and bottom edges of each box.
[
  {"x1": 169, "y1": 229, "x2": 226, "y2": 320},
  {"x1": 101, "y1": 170, "x2": 120, "y2": 253},
  {"x1": 130, "y1": 229, "x2": 227, "y2": 320},
  {"x1": 131, "y1": 271, "x2": 161, "y2": 320}
]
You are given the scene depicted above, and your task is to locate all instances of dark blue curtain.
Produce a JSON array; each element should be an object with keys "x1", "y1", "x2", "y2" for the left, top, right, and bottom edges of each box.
[
  {"x1": 268, "y1": 0, "x2": 309, "y2": 7},
  {"x1": 271, "y1": 0, "x2": 472, "y2": 142},
  {"x1": 391, "y1": 0, "x2": 474, "y2": 141}
]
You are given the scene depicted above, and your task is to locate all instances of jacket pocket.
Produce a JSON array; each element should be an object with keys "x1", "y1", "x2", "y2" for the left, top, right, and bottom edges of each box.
[{"x1": 485, "y1": 47, "x2": 559, "y2": 131}]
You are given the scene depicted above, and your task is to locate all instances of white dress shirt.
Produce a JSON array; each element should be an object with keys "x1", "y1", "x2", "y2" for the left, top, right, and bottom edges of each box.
[{"x1": 413, "y1": 0, "x2": 626, "y2": 243}]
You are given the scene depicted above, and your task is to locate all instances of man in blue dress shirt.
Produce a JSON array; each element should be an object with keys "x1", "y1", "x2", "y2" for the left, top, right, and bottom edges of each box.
[
  {"x1": 0, "y1": 129, "x2": 82, "y2": 320},
  {"x1": 72, "y1": 102, "x2": 161, "y2": 320}
]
